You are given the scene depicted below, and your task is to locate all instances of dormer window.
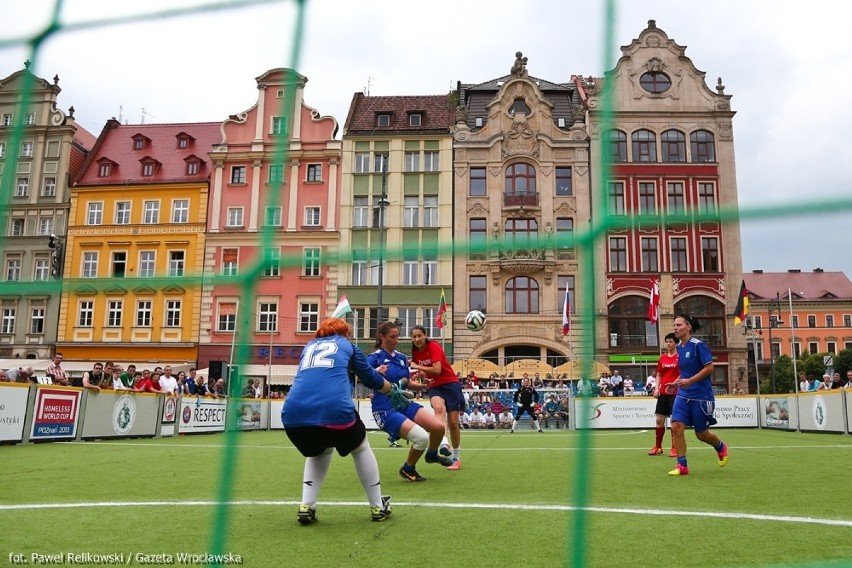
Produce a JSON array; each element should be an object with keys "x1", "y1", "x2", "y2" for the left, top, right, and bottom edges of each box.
[
  {"x1": 185, "y1": 156, "x2": 203, "y2": 175},
  {"x1": 408, "y1": 113, "x2": 422, "y2": 127},
  {"x1": 140, "y1": 157, "x2": 161, "y2": 177},
  {"x1": 176, "y1": 132, "x2": 195, "y2": 149},
  {"x1": 475, "y1": 117, "x2": 484, "y2": 128},
  {"x1": 96, "y1": 158, "x2": 117, "y2": 177},
  {"x1": 509, "y1": 98, "x2": 531, "y2": 116},
  {"x1": 376, "y1": 114, "x2": 391, "y2": 127},
  {"x1": 132, "y1": 134, "x2": 151, "y2": 150}
]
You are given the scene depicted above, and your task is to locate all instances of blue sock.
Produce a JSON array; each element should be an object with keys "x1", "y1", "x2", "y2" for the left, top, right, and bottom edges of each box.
[
  {"x1": 402, "y1": 463, "x2": 415, "y2": 472},
  {"x1": 715, "y1": 441, "x2": 725, "y2": 452},
  {"x1": 677, "y1": 456, "x2": 688, "y2": 468},
  {"x1": 425, "y1": 449, "x2": 438, "y2": 458}
]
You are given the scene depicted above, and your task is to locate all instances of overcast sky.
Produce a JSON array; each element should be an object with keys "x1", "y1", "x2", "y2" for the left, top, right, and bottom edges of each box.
[{"x1": 3, "y1": 0, "x2": 850, "y2": 280}]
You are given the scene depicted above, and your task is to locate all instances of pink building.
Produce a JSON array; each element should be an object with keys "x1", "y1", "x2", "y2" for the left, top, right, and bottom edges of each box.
[{"x1": 198, "y1": 69, "x2": 342, "y2": 380}]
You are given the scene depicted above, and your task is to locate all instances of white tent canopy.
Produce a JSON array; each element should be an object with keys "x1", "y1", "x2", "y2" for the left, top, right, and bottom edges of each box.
[{"x1": 194, "y1": 364, "x2": 299, "y2": 385}]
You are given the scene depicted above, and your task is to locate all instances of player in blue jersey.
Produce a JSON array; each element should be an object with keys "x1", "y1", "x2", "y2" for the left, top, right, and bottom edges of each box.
[
  {"x1": 368, "y1": 321, "x2": 455, "y2": 483},
  {"x1": 668, "y1": 314, "x2": 729, "y2": 476},
  {"x1": 283, "y1": 317, "x2": 410, "y2": 524}
]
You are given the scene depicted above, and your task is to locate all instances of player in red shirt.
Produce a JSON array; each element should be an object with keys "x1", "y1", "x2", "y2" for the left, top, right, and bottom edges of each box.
[
  {"x1": 649, "y1": 332, "x2": 679, "y2": 456},
  {"x1": 410, "y1": 324, "x2": 464, "y2": 470}
]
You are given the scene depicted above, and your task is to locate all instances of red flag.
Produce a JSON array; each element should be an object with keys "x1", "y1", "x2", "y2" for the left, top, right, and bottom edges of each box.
[
  {"x1": 435, "y1": 288, "x2": 447, "y2": 330},
  {"x1": 647, "y1": 279, "x2": 660, "y2": 324},
  {"x1": 562, "y1": 286, "x2": 571, "y2": 335}
]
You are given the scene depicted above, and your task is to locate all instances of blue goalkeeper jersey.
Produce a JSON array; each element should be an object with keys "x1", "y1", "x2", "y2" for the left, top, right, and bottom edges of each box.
[
  {"x1": 676, "y1": 336, "x2": 715, "y2": 400},
  {"x1": 282, "y1": 335, "x2": 385, "y2": 427},
  {"x1": 367, "y1": 348, "x2": 410, "y2": 413}
]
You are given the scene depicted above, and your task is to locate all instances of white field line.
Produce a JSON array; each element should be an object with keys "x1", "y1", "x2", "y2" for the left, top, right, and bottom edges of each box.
[{"x1": 1, "y1": 499, "x2": 851, "y2": 528}]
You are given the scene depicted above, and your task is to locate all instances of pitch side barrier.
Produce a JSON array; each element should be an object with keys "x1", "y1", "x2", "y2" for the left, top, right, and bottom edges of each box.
[{"x1": 2, "y1": 384, "x2": 849, "y2": 444}]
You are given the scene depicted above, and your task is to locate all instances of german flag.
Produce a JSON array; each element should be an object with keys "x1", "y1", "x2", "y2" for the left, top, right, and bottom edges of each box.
[{"x1": 733, "y1": 280, "x2": 750, "y2": 326}]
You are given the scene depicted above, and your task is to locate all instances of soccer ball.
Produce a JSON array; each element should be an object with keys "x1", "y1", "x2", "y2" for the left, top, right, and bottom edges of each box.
[{"x1": 465, "y1": 310, "x2": 487, "y2": 332}]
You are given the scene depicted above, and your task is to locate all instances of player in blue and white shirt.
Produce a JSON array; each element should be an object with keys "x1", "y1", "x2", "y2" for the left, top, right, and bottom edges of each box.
[
  {"x1": 368, "y1": 321, "x2": 455, "y2": 482},
  {"x1": 668, "y1": 314, "x2": 729, "y2": 476}
]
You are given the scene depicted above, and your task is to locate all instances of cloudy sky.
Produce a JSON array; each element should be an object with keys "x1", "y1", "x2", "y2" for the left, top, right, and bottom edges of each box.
[{"x1": 3, "y1": 0, "x2": 850, "y2": 278}]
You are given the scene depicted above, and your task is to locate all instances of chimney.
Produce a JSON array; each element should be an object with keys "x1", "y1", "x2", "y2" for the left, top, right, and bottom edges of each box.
[
  {"x1": 752, "y1": 269, "x2": 763, "y2": 274},
  {"x1": 813, "y1": 267, "x2": 824, "y2": 273},
  {"x1": 788, "y1": 269, "x2": 801, "y2": 273}
]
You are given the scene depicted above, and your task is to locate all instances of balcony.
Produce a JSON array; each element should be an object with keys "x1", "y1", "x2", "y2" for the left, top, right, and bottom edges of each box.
[
  {"x1": 494, "y1": 247, "x2": 550, "y2": 275},
  {"x1": 503, "y1": 192, "x2": 539, "y2": 208}
]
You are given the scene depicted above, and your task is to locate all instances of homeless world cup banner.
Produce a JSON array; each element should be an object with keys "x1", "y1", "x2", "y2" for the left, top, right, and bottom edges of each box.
[{"x1": 31, "y1": 388, "x2": 82, "y2": 439}]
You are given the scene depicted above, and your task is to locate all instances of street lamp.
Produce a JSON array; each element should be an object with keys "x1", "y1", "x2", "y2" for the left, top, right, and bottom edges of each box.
[
  {"x1": 375, "y1": 155, "x2": 389, "y2": 323},
  {"x1": 767, "y1": 291, "x2": 783, "y2": 393}
]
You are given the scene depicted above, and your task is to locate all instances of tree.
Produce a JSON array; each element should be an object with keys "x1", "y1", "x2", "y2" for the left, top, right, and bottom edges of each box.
[
  {"x1": 762, "y1": 355, "x2": 794, "y2": 393},
  {"x1": 834, "y1": 349, "x2": 852, "y2": 379},
  {"x1": 798, "y1": 352, "x2": 829, "y2": 379}
]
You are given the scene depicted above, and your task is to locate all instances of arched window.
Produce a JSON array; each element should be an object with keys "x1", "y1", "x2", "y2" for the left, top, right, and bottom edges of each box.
[
  {"x1": 631, "y1": 130, "x2": 657, "y2": 162},
  {"x1": 690, "y1": 130, "x2": 716, "y2": 163},
  {"x1": 505, "y1": 163, "x2": 536, "y2": 195},
  {"x1": 673, "y1": 296, "x2": 725, "y2": 348},
  {"x1": 510, "y1": 98, "x2": 531, "y2": 116},
  {"x1": 661, "y1": 130, "x2": 686, "y2": 162},
  {"x1": 639, "y1": 71, "x2": 671, "y2": 93},
  {"x1": 608, "y1": 296, "x2": 657, "y2": 348},
  {"x1": 505, "y1": 276, "x2": 539, "y2": 314},
  {"x1": 607, "y1": 130, "x2": 628, "y2": 163}
]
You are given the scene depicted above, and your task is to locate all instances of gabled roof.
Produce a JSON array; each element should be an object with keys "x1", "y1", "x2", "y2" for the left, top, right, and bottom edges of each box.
[
  {"x1": 743, "y1": 271, "x2": 852, "y2": 301},
  {"x1": 76, "y1": 119, "x2": 222, "y2": 185},
  {"x1": 344, "y1": 93, "x2": 453, "y2": 136}
]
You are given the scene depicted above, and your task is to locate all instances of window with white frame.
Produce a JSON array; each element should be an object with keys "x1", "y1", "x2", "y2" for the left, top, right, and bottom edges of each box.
[
  {"x1": 82, "y1": 251, "x2": 98, "y2": 278},
  {"x1": 354, "y1": 152, "x2": 370, "y2": 173},
  {"x1": 299, "y1": 302, "x2": 319, "y2": 333},
  {"x1": 136, "y1": 300, "x2": 152, "y2": 327},
  {"x1": 30, "y1": 307, "x2": 45, "y2": 334},
  {"x1": 397, "y1": 308, "x2": 417, "y2": 336},
  {"x1": 21, "y1": 142, "x2": 33, "y2": 157},
  {"x1": 115, "y1": 202, "x2": 131, "y2": 224},
  {"x1": 15, "y1": 177, "x2": 28, "y2": 197},
  {"x1": 403, "y1": 196, "x2": 419, "y2": 228},
  {"x1": 268, "y1": 164, "x2": 283, "y2": 183},
  {"x1": 169, "y1": 251, "x2": 185, "y2": 277},
  {"x1": 77, "y1": 301, "x2": 93, "y2": 327},
  {"x1": 423, "y1": 196, "x2": 438, "y2": 227},
  {"x1": 6, "y1": 257, "x2": 21, "y2": 281},
  {"x1": 265, "y1": 206, "x2": 282, "y2": 227},
  {"x1": 166, "y1": 300, "x2": 181, "y2": 327},
  {"x1": 423, "y1": 151, "x2": 439, "y2": 172},
  {"x1": 790, "y1": 315, "x2": 798, "y2": 328},
  {"x1": 34, "y1": 258, "x2": 49, "y2": 281},
  {"x1": 42, "y1": 177, "x2": 56, "y2": 197},
  {"x1": 845, "y1": 314, "x2": 852, "y2": 327},
  {"x1": 172, "y1": 199, "x2": 189, "y2": 223},
  {"x1": 231, "y1": 165, "x2": 246, "y2": 184},
  {"x1": 423, "y1": 256, "x2": 438, "y2": 285},
  {"x1": 809, "y1": 341, "x2": 819, "y2": 354},
  {"x1": 218, "y1": 302, "x2": 237, "y2": 332},
  {"x1": 221, "y1": 248, "x2": 238, "y2": 276},
  {"x1": 667, "y1": 182, "x2": 685, "y2": 213},
  {"x1": 271, "y1": 117, "x2": 288, "y2": 135},
  {"x1": 608, "y1": 182, "x2": 625, "y2": 215},
  {"x1": 227, "y1": 207, "x2": 244, "y2": 227},
  {"x1": 1, "y1": 114, "x2": 11, "y2": 126},
  {"x1": 303, "y1": 248, "x2": 320, "y2": 277},
  {"x1": 107, "y1": 300, "x2": 123, "y2": 327},
  {"x1": 698, "y1": 182, "x2": 716, "y2": 213},
  {"x1": 306, "y1": 164, "x2": 322, "y2": 182},
  {"x1": 409, "y1": 113, "x2": 422, "y2": 126},
  {"x1": 139, "y1": 251, "x2": 155, "y2": 277},
  {"x1": 0, "y1": 142, "x2": 5, "y2": 158},
  {"x1": 827, "y1": 341, "x2": 837, "y2": 354},
  {"x1": 826, "y1": 314, "x2": 835, "y2": 327},
  {"x1": 38, "y1": 217, "x2": 53, "y2": 236},
  {"x1": 641, "y1": 237, "x2": 659, "y2": 272},
  {"x1": 10, "y1": 219, "x2": 24, "y2": 236},
  {"x1": 143, "y1": 201, "x2": 159, "y2": 224},
  {"x1": 670, "y1": 237, "x2": 688, "y2": 272},
  {"x1": 258, "y1": 302, "x2": 278, "y2": 332},
  {"x1": 374, "y1": 153, "x2": 388, "y2": 173},
  {"x1": 263, "y1": 248, "x2": 280, "y2": 277},
  {"x1": 111, "y1": 251, "x2": 127, "y2": 278},
  {"x1": 351, "y1": 260, "x2": 367, "y2": 285},
  {"x1": 98, "y1": 163, "x2": 111, "y2": 177},
  {"x1": 25, "y1": 112, "x2": 35, "y2": 126},
  {"x1": 403, "y1": 261, "x2": 419, "y2": 285},
  {"x1": 404, "y1": 151, "x2": 420, "y2": 172},
  {"x1": 353, "y1": 197, "x2": 369, "y2": 228},
  {"x1": 142, "y1": 163, "x2": 155, "y2": 176},
  {"x1": 304, "y1": 207, "x2": 320, "y2": 226},
  {"x1": 2, "y1": 307, "x2": 16, "y2": 333},
  {"x1": 186, "y1": 161, "x2": 199, "y2": 175},
  {"x1": 421, "y1": 307, "x2": 438, "y2": 337},
  {"x1": 370, "y1": 260, "x2": 386, "y2": 287},
  {"x1": 87, "y1": 202, "x2": 103, "y2": 225}
]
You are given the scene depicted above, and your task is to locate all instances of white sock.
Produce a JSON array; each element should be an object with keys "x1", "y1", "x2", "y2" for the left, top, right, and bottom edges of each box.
[
  {"x1": 511, "y1": 420, "x2": 517, "y2": 430},
  {"x1": 440, "y1": 436, "x2": 449, "y2": 447},
  {"x1": 351, "y1": 438, "x2": 383, "y2": 508},
  {"x1": 302, "y1": 449, "x2": 334, "y2": 507},
  {"x1": 453, "y1": 447, "x2": 460, "y2": 460},
  {"x1": 533, "y1": 420, "x2": 541, "y2": 430}
]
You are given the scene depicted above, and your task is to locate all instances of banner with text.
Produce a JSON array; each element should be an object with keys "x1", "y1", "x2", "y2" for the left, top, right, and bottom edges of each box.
[
  {"x1": 0, "y1": 383, "x2": 30, "y2": 441},
  {"x1": 31, "y1": 387, "x2": 82, "y2": 439}
]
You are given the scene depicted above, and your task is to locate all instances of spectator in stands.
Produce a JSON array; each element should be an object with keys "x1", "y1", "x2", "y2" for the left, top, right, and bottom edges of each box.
[
  {"x1": 491, "y1": 398, "x2": 504, "y2": 417},
  {"x1": 733, "y1": 383, "x2": 746, "y2": 395},
  {"x1": 135, "y1": 371, "x2": 166, "y2": 393},
  {"x1": 46, "y1": 353, "x2": 69, "y2": 386},
  {"x1": 798, "y1": 372, "x2": 808, "y2": 393},
  {"x1": 576, "y1": 377, "x2": 593, "y2": 397},
  {"x1": 846, "y1": 371, "x2": 852, "y2": 388},
  {"x1": 118, "y1": 365, "x2": 136, "y2": 389},
  {"x1": 486, "y1": 374, "x2": 499, "y2": 390},
  {"x1": 830, "y1": 373, "x2": 843, "y2": 389},
  {"x1": 816, "y1": 374, "x2": 832, "y2": 391},
  {"x1": 80, "y1": 363, "x2": 105, "y2": 391},
  {"x1": 105, "y1": 364, "x2": 124, "y2": 389},
  {"x1": 7, "y1": 366, "x2": 34, "y2": 383},
  {"x1": 467, "y1": 371, "x2": 479, "y2": 387},
  {"x1": 0, "y1": 370, "x2": 8, "y2": 382},
  {"x1": 214, "y1": 378, "x2": 228, "y2": 398},
  {"x1": 459, "y1": 410, "x2": 470, "y2": 429},
  {"x1": 468, "y1": 407, "x2": 485, "y2": 429},
  {"x1": 159, "y1": 366, "x2": 179, "y2": 395},
  {"x1": 645, "y1": 374, "x2": 656, "y2": 396},
  {"x1": 610, "y1": 370, "x2": 624, "y2": 396},
  {"x1": 194, "y1": 375, "x2": 210, "y2": 397},
  {"x1": 623, "y1": 375, "x2": 635, "y2": 395},
  {"x1": 482, "y1": 407, "x2": 497, "y2": 429},
  {"x1": 184, "y1": 368, "x2": 198, "y2": 394},
  {"x1": 532, "y1": 373, "x2": 544, "y2": 389},
  {"x1": 558, "y1": 395, "x2": 570, "y2": 427},
  {"x1": 498, "y1": 408, "x2": 513, "y2": 429},
  {"x1": 131, "y1": 372, "x2": 143, "y2": 389},
  {"x1": 597, "y1": 374, "x2": 611, "y2": 396},
  {"x1": 112, "y1": 369, "x2": 129, "y2": 390},
  {"x1": 542, "y1": 394, "x2": 561, "y2": 428},
  {"x1": 242, "y1": 378, "x2": 257, "y2": 398}
]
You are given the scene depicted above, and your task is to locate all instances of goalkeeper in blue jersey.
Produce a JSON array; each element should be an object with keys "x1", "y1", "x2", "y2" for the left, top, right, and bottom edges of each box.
[{"x1": 283, "y1": 317, "x2": 410, "y2": 524}]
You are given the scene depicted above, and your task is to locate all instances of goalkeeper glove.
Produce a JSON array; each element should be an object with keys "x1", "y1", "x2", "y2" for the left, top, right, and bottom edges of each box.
[{"x1": 387, "y1": 383, "x2": 410, "y2": 410}]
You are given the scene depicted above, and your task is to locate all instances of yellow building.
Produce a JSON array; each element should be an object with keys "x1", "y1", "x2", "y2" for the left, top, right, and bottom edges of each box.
[{"x1": 56, "y1": 120, "x2": 221, "y2": 365}]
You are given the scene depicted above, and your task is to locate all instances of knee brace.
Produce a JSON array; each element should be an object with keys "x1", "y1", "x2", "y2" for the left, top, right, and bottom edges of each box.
[{"x1": 407, "y1": 424, "x2": 429, "y2": 451}]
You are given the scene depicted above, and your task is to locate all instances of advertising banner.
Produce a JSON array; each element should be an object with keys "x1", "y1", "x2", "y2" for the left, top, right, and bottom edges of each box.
[
  {"x1": 79, "y1": 390, "x2": 160, "y2": 439},
  {"x1": 575, "y1": 396, "x2": 758, "y2": 429},
  {"x1": 763, "y1": 397, "x2": 791, "y2": 429},
  {"x1": 0, "y1": 383, "x2": 30, "y2": 441},
  {"x1": 798, "y1": 390, "x2": 845, "y2": 432},
  {"x1": 178, "y1": 397, "x2": 227, "y2": 433},
  {"x1": 31, "y1": 387, "x2": 82, "y2": 439}
]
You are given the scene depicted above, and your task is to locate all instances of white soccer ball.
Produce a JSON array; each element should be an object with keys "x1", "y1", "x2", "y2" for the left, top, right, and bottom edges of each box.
[{"x1": 465, "y1": 310, "x2": 487, "y2": 332}]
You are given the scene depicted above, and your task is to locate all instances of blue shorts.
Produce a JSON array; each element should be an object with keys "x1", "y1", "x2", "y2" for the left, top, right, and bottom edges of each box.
[
  {"x1": 373, "y1": 402, "x2": 423, "y2": 438},
  {"x1": 427, "y1": 382, "x2": 466, "y2": 413},
  {"x1": 672, "y1": 396, "x2": 717, "y2": 433}
]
